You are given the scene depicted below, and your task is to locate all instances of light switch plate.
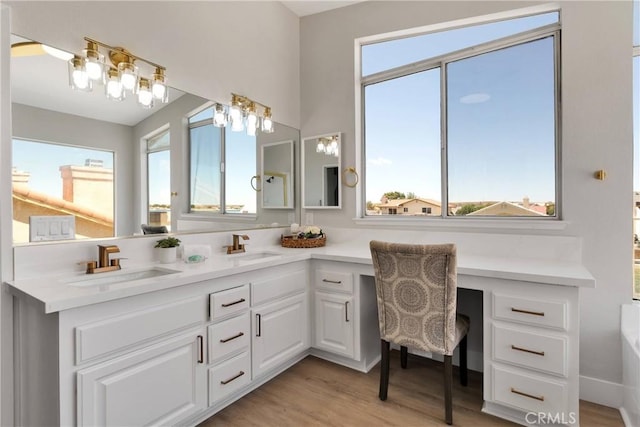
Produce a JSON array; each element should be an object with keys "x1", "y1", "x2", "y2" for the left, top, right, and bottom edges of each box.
[{"x1": 29, "y1": 215, "x2": 76, "y2": 242}]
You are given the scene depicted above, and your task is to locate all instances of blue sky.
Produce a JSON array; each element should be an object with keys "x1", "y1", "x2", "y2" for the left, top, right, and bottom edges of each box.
[{"x1": 363, "y1": 12, "x2": 558, "y2": 205}]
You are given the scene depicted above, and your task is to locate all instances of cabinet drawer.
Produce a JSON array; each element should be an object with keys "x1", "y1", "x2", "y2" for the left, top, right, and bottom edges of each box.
[
  {"x1": 493, "y1": 324, "x2": 567, "y2": 377},
  {"x1": 493, "y1": 293, "x2": 567, "y2": 330},
  {"x1": 491, "y1": 365, "x2": 568, "y2": 415},
  {"x1": 208, "y1": 352, "x2": 251, "y2": 405},
  {"x1": 251, "y1": 268, "x2": 306, "y2": 306},
  {"x1": 210, "y1": 285, "x2": 250, "y2": 320},
  {"x1": 75, "y1": 297, "x2": 205, "y2": 365},
  {"x1": 208, "y1": 313, "x2": 250, "y2": 363},
  {"x1": 315, "y1": 270, "x2": 353, "y2": 293}
]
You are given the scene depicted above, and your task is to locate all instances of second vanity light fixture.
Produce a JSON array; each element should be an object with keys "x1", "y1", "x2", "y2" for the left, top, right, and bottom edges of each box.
[
  {"x1": 68, "y1": 37, "x2": 168, "y2": 109},
  {"x1": 211, "y1": 93, "x2": 274, "y2": 136},
  {"x1": 316, "y1": 135, "x2": 339, "y2": 157}
]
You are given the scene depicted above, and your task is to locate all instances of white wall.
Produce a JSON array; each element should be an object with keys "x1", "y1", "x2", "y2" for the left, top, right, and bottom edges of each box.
[
  {"x1": 300, "y1": 0, "x2": 633, "y2": 395},
  {"x1": 6, "y1": 1, "x2": 301, "y2": 128},
  {"x1": 12, "y1": 103, "x2": 135, "y2": 236}
]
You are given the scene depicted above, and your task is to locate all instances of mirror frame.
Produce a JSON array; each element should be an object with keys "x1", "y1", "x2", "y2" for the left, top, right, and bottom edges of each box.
[
  {"x1": 302, "y1": 132, "x2": 342, "y2": 209},
  {"x1": 261, "y1": 139, "x2": 294, "y2": 210}
]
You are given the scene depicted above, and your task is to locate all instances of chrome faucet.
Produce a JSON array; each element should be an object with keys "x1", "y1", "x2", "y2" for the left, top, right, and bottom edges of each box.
[
  {"x1": 227, "y1": 234, "x2": 249, "y2": 254},
  {"x1": 86, "y1": 245, "x2": 122, "y2": 274}
]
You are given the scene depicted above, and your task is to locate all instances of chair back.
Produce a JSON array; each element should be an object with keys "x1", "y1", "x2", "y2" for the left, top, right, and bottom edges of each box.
[
  {"x1": 370, "y1": 241, "x2": 458, "y2": 355},
  {"x1": 141, "y1": 224, "x2": 168, "y2": 235}
]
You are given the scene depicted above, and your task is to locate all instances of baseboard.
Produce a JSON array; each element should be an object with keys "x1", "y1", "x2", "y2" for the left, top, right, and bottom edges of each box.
[
  {"x1": 579, "y1": 374, "x2": 623, "y2": 408},
  {"x1": 620, "y1": 406, "x2": 636, "y2": 427}
]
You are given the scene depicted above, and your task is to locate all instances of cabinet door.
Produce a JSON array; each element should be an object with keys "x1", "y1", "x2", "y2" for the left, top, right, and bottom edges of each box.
[
  {"x1": 77, "y1": 329, "x2": 206, "y2": 427},
  {"x1": 314, "y1": 291, "x2": 354, "y2": 358},
  {"x1": 252, "y1": 293, "x2": 309, "y2": 378}
]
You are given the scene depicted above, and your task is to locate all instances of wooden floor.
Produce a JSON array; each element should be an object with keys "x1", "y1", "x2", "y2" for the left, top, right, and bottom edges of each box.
[{"x1": 199, "y1": 352, "x2": 624, "y2": 426}]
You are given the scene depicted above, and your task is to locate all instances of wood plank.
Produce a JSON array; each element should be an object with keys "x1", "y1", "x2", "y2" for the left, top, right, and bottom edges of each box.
[{"x1": 199, "y1": 352, "x2": 623, "y2": 426}]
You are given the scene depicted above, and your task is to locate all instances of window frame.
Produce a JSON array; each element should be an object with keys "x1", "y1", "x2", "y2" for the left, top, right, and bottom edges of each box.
[
  {"x1": 144, "y1": 126, "x2": 171, "y2": 228},
  {"x1": 354, "y1": 6, "x2": 565, "y2": 229}
]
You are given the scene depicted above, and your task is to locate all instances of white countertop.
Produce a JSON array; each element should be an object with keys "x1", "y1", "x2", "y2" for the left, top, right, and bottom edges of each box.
[{"x1": 6, "y1": 242, "x2": 596, "y2": 314}]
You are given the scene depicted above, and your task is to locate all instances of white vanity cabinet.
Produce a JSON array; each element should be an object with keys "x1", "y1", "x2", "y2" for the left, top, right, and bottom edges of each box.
[
  {"x1": 481, "y1": 278, "x2": 580, "y2": 425},
  {"x1": 250, "y1": 265, "x2": 309, "y2": 379},
  {"x1": 311, "y1": 261, "x2": 380, "y2": 372}
]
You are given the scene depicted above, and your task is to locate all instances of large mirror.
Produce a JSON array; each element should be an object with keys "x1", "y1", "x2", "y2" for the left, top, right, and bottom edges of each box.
[
  {"x1": 302, "y1": 133, "x2": 341, "y2": 209},
  {"x1": 9, "y1": 34, "x2": 300, "y2": 244},
  {"x1": 261, "y1": 140, "x2": 294, "y2": 209}
]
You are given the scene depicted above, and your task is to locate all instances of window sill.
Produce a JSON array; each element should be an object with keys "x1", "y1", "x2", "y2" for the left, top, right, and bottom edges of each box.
[
  {"x1": 180, "y1": 213, "x2": 258, "y2": 222},
  {"x1": 352, "y1": 216, "x2": 569, "y2": 231}
]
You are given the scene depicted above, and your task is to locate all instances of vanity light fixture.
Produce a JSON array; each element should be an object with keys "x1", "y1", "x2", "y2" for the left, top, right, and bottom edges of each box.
[
  {"x1": 222, "y1": 93, "x2": 275, "y2": 135},
  {"x1": 67, "y1": 37, "x2": 168, "y2": 107},
  {"x1": 315, "y1": 135, "x2": 339, "y2": 157}
]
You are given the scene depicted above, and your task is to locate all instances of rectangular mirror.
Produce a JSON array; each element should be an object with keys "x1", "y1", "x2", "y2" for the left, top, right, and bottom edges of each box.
[
  {"x1": 302, "y1": 133, "x2": 341, "y2": 209},
  {"x1": 262, "y1": 140, "x2": 294, "y2": 209}
]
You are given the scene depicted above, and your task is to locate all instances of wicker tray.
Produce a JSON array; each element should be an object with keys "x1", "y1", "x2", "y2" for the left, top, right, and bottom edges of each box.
[{"x1": 281, "y1": 234, "x2": 326, "y2": 249}]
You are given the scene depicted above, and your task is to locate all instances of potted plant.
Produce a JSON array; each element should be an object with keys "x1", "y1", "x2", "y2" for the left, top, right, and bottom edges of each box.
[{"x1": 155, "y1": 236, "x2": 181, "y2": 264}]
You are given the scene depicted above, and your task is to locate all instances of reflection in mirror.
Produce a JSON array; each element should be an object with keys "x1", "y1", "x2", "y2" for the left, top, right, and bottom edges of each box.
[
  {"x1": 9, "y1": 34, "x2": 300, "y2": 244},
  {"x1": 262, "y1": 140, "x2": 294, "y2": 209},
  {"x1": 302, "y1": 133, "x2": 341, "y2": 209}
]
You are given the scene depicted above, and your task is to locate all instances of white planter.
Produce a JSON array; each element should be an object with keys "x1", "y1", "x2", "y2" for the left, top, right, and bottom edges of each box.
[{"x1": 157, "y1": 247, "x2": 177, "y2": 264}]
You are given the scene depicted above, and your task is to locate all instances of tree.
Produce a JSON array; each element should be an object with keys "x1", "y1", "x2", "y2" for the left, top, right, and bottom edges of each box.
[
  {"x1": 455, "y1": 203, "x2": 485, "y2": 216},
  {"x1": 383, "y1": 191, "x2": 406, "y2": 200},
  {"x1": 546, "y1": 202, "x2": 555, "y2": 216},
  {"x1": 406, "y1": 192, "x2": 417, "y2": 199},
  {"x1": 366, "y1": 201, "x2": 376, "y2": 210}
]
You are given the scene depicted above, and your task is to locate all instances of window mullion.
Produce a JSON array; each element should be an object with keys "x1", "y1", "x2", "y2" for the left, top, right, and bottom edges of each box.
[
  {"x1": 220, "y1": 128, "x2": 226, "y2": 214},
  {"x1": 440, "y1": 62, "x2": 448, "y2": 219}
]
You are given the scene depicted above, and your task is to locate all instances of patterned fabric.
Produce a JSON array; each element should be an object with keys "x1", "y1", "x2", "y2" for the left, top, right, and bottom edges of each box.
[{"x1": 370, "y1": 240, "x2": 469, "y2": 356}]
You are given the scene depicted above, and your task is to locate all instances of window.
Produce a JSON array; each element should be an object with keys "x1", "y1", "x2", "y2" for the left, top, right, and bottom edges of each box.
[
  {"x1": 403, "y1": 207, "x2": 408, "y2": 213},
  {"x1": 12, "y1": 139, "x2": 114, "y2": 243},
  {"x1": 361, "y1": 11, "x2": 559, "y2": 219},
  {"x1": 389, "y1": 208, "x2": 397, "y2": 215},
  {"x1": 189, "y1": 106, "x2": 256, "y2": 215},
  {"x1": 146, "y1": 129, "x2": 171, "y2": 231},
  {"x1": 632, "y1": 0, "x2": 639, "y2": 299},
  {"x1": 423, "y1": 207, "x2": 432, "y2": 214}
]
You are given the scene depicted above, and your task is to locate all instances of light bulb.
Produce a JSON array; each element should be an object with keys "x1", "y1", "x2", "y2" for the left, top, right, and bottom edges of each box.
[
  {"x1": 152, "y1": 82, "x2": 166, "y2": 100},
  {"x1": 105, "y1": 69, "x2": 124, "y2": 101},
  {"x1": 73, "y1": 69, "x2": 90, "y2": 89},
  {"x1": 118, "y1": 60, "x2": 138, "y2": 91},
  {"x1": 151, "y1": 68, "x2": 167, "y2": 102},
  {"x1": 137, "y1": 79, "x2": 153, "y2": 108},
  {"x1": 68, "y1": 56, "x2": 92, "y2": 92},
  {"x1": 213, "y1": 104, "x2": 228, "y2": 127},
  {"x1": 83, "y1": 41, "x2": 104, "y2": 81},
  {"x1": 85, "y1": 59, "x2": 103, "y2": 81},
  {"x1": 261, "y1": 107, "x2": 274, "y2": 133},
  {"x1": 316, "y1": 142, "x2": 325, "y2": 153}
]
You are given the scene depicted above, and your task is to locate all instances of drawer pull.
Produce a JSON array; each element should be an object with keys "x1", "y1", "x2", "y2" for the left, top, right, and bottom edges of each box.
[
  {"x1": 345, "y1": 301, "x2": 349, "y2": 322},
  {"x1": 220, "y1": 370, "x2": 245, "y2": 385},
  {"x1": 220, "y1": 332, "x2": 245, "y2": 343},
  {"x1": 511, "y1": 307, "x2": 545, "y2": 317},
  {"x1": 197, "y1": 335, "x2": 204, "y2": 364},
  {"x1": 256, "y1": 314, "x2": 261, "y2": 337},
  {"x1": 221, "y1": 298, "x2": 246, "y2": 308},
  {"x1": 511, "y1": 345, "x2": 545, "y2": 356},
  {"x1": 322, "y1": 279, "x2": 342, "y2": 284},
  {"x1": 510, "y1": 387, "x2": 545, "y2": 402}
]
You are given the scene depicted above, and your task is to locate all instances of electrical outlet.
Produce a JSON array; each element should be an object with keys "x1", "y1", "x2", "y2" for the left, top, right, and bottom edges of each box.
[{"x1": 305, "y1": 213, "x2": 314, "y2": 225}]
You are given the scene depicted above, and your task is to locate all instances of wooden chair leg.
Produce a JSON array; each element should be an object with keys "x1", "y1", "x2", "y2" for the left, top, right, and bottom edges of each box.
[
  {"x1": 379, "y1": 339, "x2": 390, "y2": 401},
  {"x1": 460, "y1": 335, "x2": 468, "y2": 386},
  {"x1": 444, "y1": 355, "x2": 453, "y2": 425},
  {"x1": 400, "y1": 345, "x2": 408, "y2": 369}
]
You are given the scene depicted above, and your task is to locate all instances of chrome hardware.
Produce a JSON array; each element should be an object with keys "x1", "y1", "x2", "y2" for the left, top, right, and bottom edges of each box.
[
  {"x1": 221, "y1": 298, "x2": 246, "y2": 308},
  {"x1": 510, "y1": 387, "x2": 544, "y2": 401},
  {"x1": 511, "y1": 307, "x2": 545, "y2": 317},
  {"x1": 511, "y1": 345, "x2": 545, "y2": 356},
  {"x1": 220, "y1": 332, "x2": 244, "y2": 343},
  {"x1": 345, "y1": 301, "x2": 349, "y2": 322},
  {"x1": 220, "y1": 371, "x2": 245, "y2": 385}
]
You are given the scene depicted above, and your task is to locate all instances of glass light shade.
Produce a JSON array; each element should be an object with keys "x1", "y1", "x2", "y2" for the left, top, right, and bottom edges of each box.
[
  {"x1": 230, "y1": 100, "x2": 245, "y2": 131},
  {"x1": 330, "y1": 139, "x2": 338, "y2": 149},
  {"x1": 137, "y1": 79, "x2": 154, "y2": 108},
  {"x1": 333, "y1": 146, "x2": 339, "y2": 157},
  {"x1": 118, "y1": 61, "x2": 139, "y2": 92},
  {"x1": 316, "y1": 142, "x2": 325, "y2": 153},
  {"x1": 231, "y1": 114, "x2": 245, "y2": 132},
  {"x1": 261, "y1": 108, "x2": 274, "y2": 133},
  {"x1": 68, "y1": 56, "x2": 92, "y2": 92},
  {"x1": 246, "y1": 111, "x2": 258, "y2": 134},
  {"x1": 84, "y1": 51, "x2": 105, "y2": 81},
  {"x1": 151, "y1": 68, "x2": 168, "y2": 102},
  {"x1": 213, "y1": 104, "x2": 228, "y2": 127},
  {"x1": 105, "y1": 69, "x2": 125, "y2": 101}
]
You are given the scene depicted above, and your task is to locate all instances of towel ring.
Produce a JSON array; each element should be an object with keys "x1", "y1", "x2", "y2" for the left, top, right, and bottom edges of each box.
[
  {"x1": 342, "y1": 167, "x2": 359, "y2": 188},
  {"x1": 250, "y1": 175, "x2": 262, "y2": 192}
]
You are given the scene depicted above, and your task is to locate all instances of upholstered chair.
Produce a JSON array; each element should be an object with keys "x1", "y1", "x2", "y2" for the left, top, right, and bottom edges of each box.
[{"x1": 369, "y1": 240, "x2": 470, "y2": 425}]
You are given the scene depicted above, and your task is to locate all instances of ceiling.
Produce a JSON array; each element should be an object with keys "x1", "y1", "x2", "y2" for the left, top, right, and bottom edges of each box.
[{"x1": 280, "y1": 1, "x2": 365, "y2": 17}]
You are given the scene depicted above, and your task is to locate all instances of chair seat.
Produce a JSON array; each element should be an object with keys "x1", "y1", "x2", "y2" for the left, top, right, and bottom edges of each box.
[{"x1": 454, "y1": 314, "x2": 470, "y2": 349}]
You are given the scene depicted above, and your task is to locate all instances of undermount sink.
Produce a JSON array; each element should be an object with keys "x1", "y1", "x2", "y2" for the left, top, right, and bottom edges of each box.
[
  {"x1": 228, "y1": 252, "x2": 282, "y2": 265},
  {"x1": 64, "y1": 267, "x2": 180, "y2": 287}
]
